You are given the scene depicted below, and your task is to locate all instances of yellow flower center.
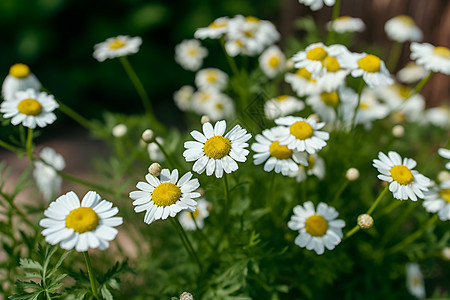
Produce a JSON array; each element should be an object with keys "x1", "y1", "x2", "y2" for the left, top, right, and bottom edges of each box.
[
  {"x1": 269, "y1": 141, "x2": 293, "y2": 160},
  {"x1": 203, "y1": 136, "x2": 231, "y2": 159},
  {"x1": 276, "y1": 95, "x2": 289, "y2": 102},
  {"x1": 433, "y1": 47, "x2": 450, "y2": 59},
  {"x1": 320, "y1": 91, "x2": 339, "y2": 107},
  {"x1": 199, "y1": 91, "x2": 211, "y2": 102},
  {"x1": 307, "y1": 155, "x2": 315, "y2": 169},
  {"x1": 322, "y1": 56, "x2": 340, "y2": 72},
  {"x1": 397, "y1": 84, "x2": 411, "y2": 98},
  {"x1": 17, "y1": 98, "x2": 42, "y2": 116},
  {"x1": 245, "y1": 16, "x2": 260, "y2": 22},
  {"x1": 235, "y1": 40, "x2": 245, "y2": 48},
  {"x1": 439, "y1": 188, "x2": 450, "y2": 203},
  {"x1": 390, "y1": 165, "x2": 414, "y2": 185},
  {"x1": 296, "y1": 67, "x2": 312, "y2": 79},
  {"x1": 396, "y1": 15, "x2": 415, "y2": 26},
  {"x1": 216, "y1": 103, "x2": 224, "y2": 110},
  {"x1": 108, "y1": 38, "x2": 126, "y2": 49},
  {"x1": 65, "y1": 207, "x2": 100, "y2": 234},
  {"x1": 9, "y1": 63, "x2": 30, "y2": 78},
  {"x1": 290, "y1": 121, "x2": 313, "y2": 140},
  {"x1": 152, "y1": 182, "x2": 182, "y2": 207},
  {"x1": 244, "y1": 30, "x2": 255, "y2": 38},
  {"x1": 306, "y1": 47, "x2": 328, "y2": 61},
  {"x1": 305, "y1": 214, "x2": 328, "y2": 236},
  {"x1": 357, "y1": 54, "x2": 381, "y2": 73},
  {"x1": 209, "y1": 21, "x2": 227, "y2": 28},
  {"x1": 188, "y1": 208, "x2": 200, "y2": 219},
  {"x1": 268, "y1": 56, "x2": 280, "y2": 68},
  {"x1": 359, "y1": 102, "x2": 370, "y2": 110},
  {"x1": 206, "y1": 71, "x2": 217, "y2": 83},
  {"x1": 188, "y1": 47, "x2": 198, "y2": 57},
  {"x1": 336, "y1": 16, "x2": 350, "y2": 21}
]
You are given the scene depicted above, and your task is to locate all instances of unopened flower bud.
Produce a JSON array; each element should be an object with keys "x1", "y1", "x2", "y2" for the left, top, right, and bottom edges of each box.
[
  {"x1": 180, "y1": 292, "x2": 193, "y2": 300},
  {"x1": 392, "y1": 125, "x2": 404, "y2": 138},
  {"x1": 357, "y1": 214, "x2": 373, "y2": 229},
  {"x1": 346, "y1": 168, "x2": 359, "y2": 181},
  {"x1": 148, "y1": 163, "x2": 162, "y2": 176},
  {"x1": 141, "y1": 129, "x2": 155, "y2": 143},
  {"x1": 438, "y1": 170, "x2": 450, "y2": 183},
  {"x1": 308, "y1": 114, "x2": 320, "y2": 122},
  {"x1": 112, "y1": 124, "x2": 127, "y2": 138},
  {"x1": 201, "y1": 115, "x2": 210, "y2": 125}
]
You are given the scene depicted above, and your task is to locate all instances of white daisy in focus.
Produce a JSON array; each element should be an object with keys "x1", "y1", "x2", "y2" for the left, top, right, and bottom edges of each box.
[
  {"x1": 373, "y1": 151, "x2": 430, "y2": 201},
  {"x1": 288, "y1": 201, "x2": 345, "y2": 255},
  {"x1": 195, "y1": 68, "x2": 229, "y2": 91},
  {"x1": 292, "y1": 43, "x2": 331, "y2": 75},
  {"x1": 174, "y1": 85, "x2": 194, "y2": 112},
  {"x1": 147, "y1": 137, "x2": 165, "y2": 162},
  {"x1": 264, "y1": 95, "x2": 305, "y2": 120},
  {"x1": 93, "y1": 35, "x2": 142, "y2": 62},
  {"x1": 183, "y1": 120, "x2": 252, "y2": 178},
  {"x1": 259, "y1": 45, "x2": 286, "y2": 79},
  {"x1": 289, "y1": 153, "x2": 325, "y2": 182},
  {"x1": 405, "y1": 263, "x2": 426, "y2": 299},
  {"x1": 175, "y1": 39, "x2": 208, "y2": 71},
  {"x1": 203, "y1": 93, "x2": 235, "y2": 121},
  {"x1": 410, "y1": 43, "x2": 450, "y2": 75},
  {"x1": 397, "y1": 62, "x2": 428, "y2": 84},
  {"x1": 195, "y1": 17, "x2": 230, "y2": 40},
  {"x1": 275, "y1": 116, "x2": 329, "y2": 154},
  {"x1": 327, "y1": 16, "x2": 365, "y2": 34},
  {"x1": 298, "y1": 0, "x2": 336, "y2": 11},
  {"x1": 129, "y1": 169, "x2": 201, "y2": 224},
  {"x1": 423, "y1": 180, "x2": 450, "y2": 221},
  {"x1": 251, "y1": 127, "x2": 308, "y2": 176},
  {"x1": 351, "y1": 53, "x2": 393, "y2": 87},
  {"x1": 2, "y1": 63, "x2": 41, "y2": 101},
  {"x1": 385, "y1": 15, "x2": 422, "y2": 43},
  {"x1": 33, "y1": 147, "x2": 65, "y2": 201},
  {"x1": 285, "y1": 68, "x2": 320, "y2": 97},
  {"x1": 438, "y1": 148, "x2": 450, "y2": 170},
  {"x1": 1, "y1": 88, "x2": 58, "y2": 129},
  {"x1": 39, "y1": 191, "x2": 123, "y2": 252},
  {"x1": 178, "y1": 198, "x2": 210, "y2": 230},
  {"x1": 423, "y1": 106, "x2": 450, "y2": 129}
]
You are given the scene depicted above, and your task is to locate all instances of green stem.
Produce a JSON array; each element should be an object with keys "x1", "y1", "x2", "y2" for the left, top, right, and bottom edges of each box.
[
  {"x1": 191, "y1": 212, "x2": 215, "y2": 252},
  {"x1": 57, "y1": 100, "x2": 93, "y2": 131},
  {"x1": 26, "y1": 127, "x2": 34, "y2": 162},
  {"x1": 344, "y1": 225, "x2": 360, "y2": 239},
  {"x1": 350, "y1": 78, "x2": 365, "y2": 130},
  {"x1": 331, "y1": 180, "x2": 349, "y2": 205},
  {"x1": 388, "y1": 214, "x2": 439, "y2": 255},
  {"x1": 326, "y1": 0, "x2": 341, "y2": 44},
  {"x1": 0, "y1": 139, "x2": 23, "y2": 154},
  {"x1": 220, "y1": 37, "x2": 240, "y2": 78},
  {"x1": 223, "y1": 174, "x2": 230, "y2": 219},
  {"x1": 170, "y1": 218, "x2": 203, "y2": 271},
  {"x1": 386, "y1": 41, "x2": 403, "y2": 72},
  {"x1": 83, "y1": 252, "x2": 101, "y2": 300},
  {"x1": 153, "y1": 139, "x2": 176, "y2": 169}
]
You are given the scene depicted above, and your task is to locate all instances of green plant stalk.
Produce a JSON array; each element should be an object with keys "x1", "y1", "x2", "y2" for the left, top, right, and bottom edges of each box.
[
  {"x1": 190, "y1": 212, "x2": 215, "y2": 253},
  {"x1": 57, "y1": 100, "x2": 93, "y2": 131},
  {"x1": 223, "y1": 174, "x2": 230, "y2": 220},
  {"x1": 388, "y1": 214, "x2": 439, "y2": 255},
  {"x1": 326, "y1": 0, "x2": 341, "y2": 44},
  {"x1": 153, "y1": 139, "x2": 176, "y2": 169},
  {"x1": 386, "y1": 41, "x2": 403, "y2": 72},
  {"x1": 331, "y1": 179, "x2": 349, "y2": 205},
  {"x1": 0, "y1": 139, "x2": 23, "y2": 154},
  {"x1": 219, "y1": 37, "x2": 240, "y2": 78},
  {"x1": 83, "y1": 252, "x2": 101, "y2": 300},
  {"x1": 170, "y1": 218, "x2": 203, "y2": 271},
  {"x1": 0, "y1": 191, "x2": 35, "y2": 229},
  {"x1": 350, "y1": 78, "x2": 365, "y2": 130},
  {"x1": 26, "y1": 127, "x2": 34, "y2": 162}
]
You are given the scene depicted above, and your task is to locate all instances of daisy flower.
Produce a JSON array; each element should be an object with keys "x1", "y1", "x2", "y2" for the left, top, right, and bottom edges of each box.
[
  {"x1": 298, "y1": 0, "x2": 336, "y2": 11},
  {"x1": 410, "y1": 42, "x2": 450, "y2": 75},
  {"x1": 183, "y1": 120, "x2": 251, "y2": 178},
  {"x1": 39, "y1": 191, "x2": 123, "y2": 252},
  {"x1": 251, "y1": 127, "x2": 308, "y2": 176},
  {"x1": 264, "y1": 95, "x2": 305, "y2": 120},
  {"x1": 195, "y1": 17, "x2": 230, "y2": 40},
  {"x1": 2, "y1": 63, "x2": 41, "y2": 101},
  {"x1": 174, "y1": 85, "x2": 194, "y2": 112},
  {"x1": 33, "y1": 147, "x2": 65, "y2": 201},
  {"x1": 178, "y1": 198, "x2": 210, "y2": 230},
  {"x1": 195, "y1": 68, "x2": 229, "y2": 91},
  {"x1": 292, "y1": 43, "x2": 331, "y2": 75},
  {"x1": 175, "y1": 39, "x2": 208, "y2": 71},
  {"x1": 327, "y1": 16, "x2": 365, "y2": 34},
  {"x1": 373, "y1": 151, "x2": 430, "y2": 201},
  {"x1": 405, "y1": 263, "x2": 426, "y2": 299},
  {"x1": 438, "y1": 148, "x2": 450, "y2": 169},
  {"x1": 289, "y1": 153, "x2": 325, "y2": 182},
  {"x1": 288, "y1": 201, "x2": 345, "y2": 255},
  {"x1": 130, "y1": 169, "x2": 201, "y2": 224},
  {"x1": 397, "y1": 62, "x2": 428, "y2": 84},
  {"x1": 275, "y1": 116, "x2": 329, "y2": 154},
  {"x1": 203, "y1": 92, "x2": 235, "y2": 121},
  {"x1": 351, "y1": 53, "x2": 393, "y2": 87},
  {"x1": 93, "y1": 35, "x2": 142, "y2": 62},
  {"x1": 306, "y1": 90, "x2": 342, "y2": 123},
  {"x1": 259, "y1": 45, "x2": 286, "y2": 79},
  {"x1": 190, "y1": 88, "x2": 219, "y2": 114},
  {"x1": 285, "y1": 68, "x2": 320, "y2": 97},
  {"x1": 423, "y1": 180, "x2": 450, "y2": 221},
  {"x1": 423, "y1": 106, "x2": 450, "y2": 129},
  {"x1": 1, "y1": 88, "x2": 58, "y2": 129},
  {"x1": 385, "y1": 15, "x2": 422, "y2": 43}
]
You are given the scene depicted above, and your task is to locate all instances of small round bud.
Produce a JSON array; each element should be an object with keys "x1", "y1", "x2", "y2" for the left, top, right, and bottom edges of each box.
[
  {"x1": 357, "y1": 214, "x2": 374, "y2": 229},
  {"x1": 285, "y1": 59, "x2": 295, "y2": 70},
  {"x1": 112, "y1": 124, "x2": 127, "y2": 138},
  {"x1": 308, "y1": 114, "x2": 320, "y2": 122},
  {"x1": 141, "y1": 129, "x2": 155, "y2": 143},
  {"x1": 438, "y1": 170, "x2": 450, "y2": 183},
  {"x1": 148, "y1": 163, "x2": 162, "y2": 176},
  {"x1": 345, "y1": 168, "x2": 360, "y2": 181},
  {"x1": 180, "y1": 292, "x2": 193, "y2": 300},
  {"x1": 392, "y1": 125, "x2": 404, "y2": 138},
  {"x1": 201, "y1": 115, "x2": 210, "y2": 125}
]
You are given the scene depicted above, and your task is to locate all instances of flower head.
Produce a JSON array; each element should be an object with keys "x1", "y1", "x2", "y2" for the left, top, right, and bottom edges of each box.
[
  {"x1": 385, "y1": 15, "x2": 422, "y2": 43},
  {"x1": 288, "y1": 201, "x2": 345, "y2": 255},
  {"x1": 373, "y1": 151, "x2": 430, "y2": 201},
  {"x1": 259, "y1": 45, "x2": 286, "y2": 78},
  {"x1": 130, "y1": 169, "x2": 201, "y2": 224},
  {"x1": 438, "y1": 148, "x2": 450, "y2": 170},
  {"x1": 264, "y1": 95, "x2": 305, "y2": 120},
  {"x1": 33, "y1": 147, "x2": 65, "y2": 200},
  {"x1": 175, "y1": 39, "x2": 208, "y2": 71},
  {"x1": 423, "y1": 180, "x2": 450, "y2": 221},
  {"x1": 40, "y1": 191, "x2": 123, "y2": 252},
  {"x1": 396, "y1": 62, "x2": 428, "y2": 84},
  {"x1": 183, "y1": 120, "x2": 251, "y2": 178},
  {"x1": 289, "y1": 153, "x2": 325, "y2": 182},
  {"x1": 410, "y1": 42, "x2": 450, "y2": 75},
  {"x1": 178, "y1": 198, "x2": 210, "y2": 230},
  {"x1": 327, "y1": 16, "x2": 365, "y2": 34},
  {"x1": 93, "y1": 35, "x2": 142, "y2": 62},
  {"x1": 2, "y1": 63, "x2": 42, "y2": 101},
  {"x1": 195, "y1": 17, "x2": 230, "y2": 40},
  {"x1": 174, "y1": 85, "x2": 194, "y2": 112},
  {"x1": 195, "y1": 68, "x2": 229, "y2": 91},
  {"x1": 298, "y1": 0, "x2": 336, "y2": 11},
  {"x1": 351, "y1": 53, "x2": 393, "y2": 87},
  {"x1": 406, "y1": 263, "x2": 426, "y2": 299},
  {"x1": 285, "y1": 67, "x2": 320, "y2": 97}
]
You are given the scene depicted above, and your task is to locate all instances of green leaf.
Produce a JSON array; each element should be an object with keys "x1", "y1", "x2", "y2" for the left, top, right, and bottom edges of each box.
[
  {"x1": 46, "y1": 250, "x2": 71, "y2": 279},
  {"x1": 19, "y1": 258, "x2": 42, "y2": 271},
  {"x1": 9, "y1": 291, "x2": 42, "y2": 300},
  {"x1": 24, "y1": 272, "x2": 42, "y2": 280},
  {"x1": 15, "y1": 280, "x2": 42, "y2": 290},
  {"x1": 101, "y1": 285, "x2": 113, "y2": 300},
  {"x1": 46, "y1": 281, "x2": 63, "y2": 292}
]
